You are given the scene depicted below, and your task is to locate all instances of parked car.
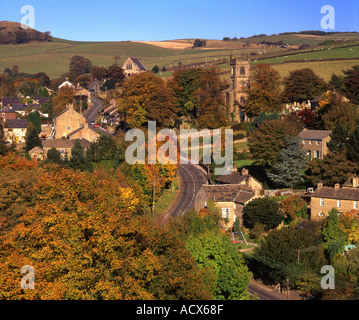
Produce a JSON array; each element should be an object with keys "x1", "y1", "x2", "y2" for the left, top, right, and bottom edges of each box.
[{"x1": 94, "y1": 123, "x2": 99, "y2": 128}]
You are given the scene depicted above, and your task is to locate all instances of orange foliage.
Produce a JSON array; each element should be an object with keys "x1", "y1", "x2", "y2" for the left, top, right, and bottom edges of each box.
[{"x1": 0, "y1": 153, "x2": 38, "y2": 171}]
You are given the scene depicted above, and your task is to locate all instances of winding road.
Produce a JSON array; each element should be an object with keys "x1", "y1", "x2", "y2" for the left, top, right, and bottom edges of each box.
[{"x1": 162, "y1": 164, "x2": 209, "y2": 221}]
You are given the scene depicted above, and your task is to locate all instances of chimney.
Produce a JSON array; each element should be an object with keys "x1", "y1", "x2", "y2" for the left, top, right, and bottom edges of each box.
[
  {"x1": 334, "y1": 183, "x2": 340, "y2": 190},
  {"x1": 353, "y1": 174, "x2": 359, "y2": 188},
  {"x1": 317, "y1": 182, "x2": 323, "y2": 189},
  {"x1": 241, "y1": 168, "x2": 249, "y2": 176},
  {"x1": 232, "y1": 163, "x2": 237, "y2": 173}
]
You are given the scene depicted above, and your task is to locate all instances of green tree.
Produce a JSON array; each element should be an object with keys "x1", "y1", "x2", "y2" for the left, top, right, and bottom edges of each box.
[
  {"x1": 88, "y1": 135, "x2": 117, "y2": 162},
  {"x1": 69, "y1": 140, "x2": 93, "y2": 172},
  {"x1": 0, "y1": 122, "x2": 10, "y2": 156},
  {"x1": 243, "y1": 197, "x2": 284, "y2": 230},
  {"x1": 27, "y1": 110, "x2": 41, "y2": 134},
  {"x1": 25, "y1": 122, "x2": 42, "y2": 153},
  {"x1": 327, "y1": 123, "x2": 349, "y2": 154},
  {"x1": 46, "y1": 147, "x2": 62, "y2": 164},
  {"x1": 347, "y1": 126, "x2": 359, "y2": 164},
  {"x1": 152, "y1": 65, "x2": 160, "y2": 74},
  {"x1": 186, "y1": 231, "x2": 251, "y2": 300},
  {"x1": 322, "y1": 208, "x2": 346, "y2": 259},
  {"x1": 283, "y1": 68, "x2": 328, "y2": 103},
  {"x1": 343, "y1": 65, "x2": 359, "y2": 104},
  {"x1": 267, "y1": 136, "x2": 308, "y2": 188}
]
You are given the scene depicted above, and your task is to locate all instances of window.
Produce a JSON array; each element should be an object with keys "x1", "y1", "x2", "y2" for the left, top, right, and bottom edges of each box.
[
  {"x1": 67, "y1": 126, "x2": 71, "y2": 131},
  {"x1": 309, "y1": 140, "x2": 312, "y2": 145},
  {"x1": 204, "y1": 201, "x2": 208, "y2": 208},
  {"x1": 354, "y1": 201, "x2": 358, "y2": 209},
  {"x1": 60, "y1": 149, "x2": 65, "y2": 154},
  {"x1": 222, "y1": 208, "x2": 230, "y2": 219},
  {"x1": 316, "y1": 140, "x2": 319, "y2": 145},
  {"x1": 320, "y1": 198, "x2": 324, "y2": 207},
  {"x1": 231, "y1": 67, "x2": 234, "y2": 76},
  {"x1": 240, "y1": 66, "x2": 246, "y2": 75},
  {"x1": 314, "y1": 151, "x2": 321, "y2": 159},
  {"x1": 319, "y1": 212, "x2": 325, "y2": 217},
  {"x1": 302, "y1": 140, "x2": 306, "y2": 145},
  {"x1": 337, "y1": 200, "x2": 341, "y2": 208}
]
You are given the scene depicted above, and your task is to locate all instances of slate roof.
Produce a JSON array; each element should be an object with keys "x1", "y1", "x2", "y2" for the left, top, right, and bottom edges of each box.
[
  {"x1": 1, "y1": 107, "x2": 16, "y2": 114},
  {"x1": 43, "y1": 138, "x2": 91, "y2": 149},
  {"x1": 215, "y1": 171, "x2": 250, "y2": 185},
  {"x1": 1, "y1": 97, "x2": 20, "y2": 106},
  {"x1": 203, "y1": 184, "x2": 255, "y2": 204},
  {"x1": 4, "y1": 119, "x2": 27, "y2": 129},
  {"x1": 312, "y1": 187, "x2": 359, "y2": 201},
  {"x1": 298, "y1": 129, "x2": 332, "y2": 140},
  {"x1": 130, "y1": 57, "x2": 147, "y2": 71}
]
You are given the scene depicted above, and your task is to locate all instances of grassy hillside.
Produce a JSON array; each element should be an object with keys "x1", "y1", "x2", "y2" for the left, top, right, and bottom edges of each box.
[{"x1": 1, "y1": 22, "x2": 359, "y2": 81}]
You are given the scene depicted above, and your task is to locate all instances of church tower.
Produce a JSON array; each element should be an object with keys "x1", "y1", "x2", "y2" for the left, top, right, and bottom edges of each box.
[{"x1": 227, "y1": 55, "x2": 250, "y2": 122}]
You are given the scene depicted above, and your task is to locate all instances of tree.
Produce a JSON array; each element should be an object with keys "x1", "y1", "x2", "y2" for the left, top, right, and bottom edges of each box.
[
  {"x1": 69, "y1": 55, "x2": 92, "y2": 76},
  {"x1": 327, "y1": 123, "x2": 349, "y2": 154},
  {"x1": 186, "y1": 231, "x2": 251, "y2": 300},
  {"x1": 305, "y1": 153, "x2": 359, "y2": 187},
  {"x1": 106, "y1": 65, "x2": 125, "y2": 86},
  {"x1": 0, "y1": 168, "x2": 212, "y2": 300},
  {"x1": 298, "y1": 108, "x2": 315, "y2": 127},
  {"x1": 281, "y1": 195, "x2": 308, "y2": 222},
  {"x1": 88, "y1": 135, "x2": 117, "y2": 162},
  {"x1": 0, "y1": 122, "x2": 10, "y2": 156},
  {"x1": 91, "y1": 66, "x2": 108, "y2": 81},
  {"x1": 316, "y1": 91, "x2": 357, "y2": 133},
  {"x1": 243, "y1": 197, "x2": 284, "y2": 230},
  {"x1": 245, "y1": 64, "x2": 282, "y2": 115},
  {"x1": 118, "y1": 72, "x2": 177, "y2": 128},
  {"x1": 25, "y1": 122, "x2": 42, "y2": 153},
  {"x1": 69, "y1": 140, "x2": 93, "y2": 172},
  {"x1": 45, "y1": 147, "x2": 62, "y2": 164},
  {"x1": 283, "y1": 68, "x2": 328, "y2": 103},
  {"x1": 322, "y1": 208, "x2": 346, "y2": 259},
  {"x1": 248, "y1": 119, "x2": 300, "y2": 169},
  {"x1": 347, "y1": 126, "x2": 359, "y2": 164},
  {"x1": 52, "y1": 85, "x2": 75, "y2": 115},
  {"x1": 250, "y1": 225, "x2": 326, "y2": 290},
  {"x1": 343, "y1": 65, "x2": 359, "y2": 104},
  {"x1": 27, "y1": 111, "x2": 41, "y2": 134},
  {"x1": 193, "y1": 39, "x2": 206, "y2": 48},
  {"x1": 267, "y1": 136, "x2": 308, "y2": 188},
  {"x1": 152, "y1": 65, "x2": 160, "y2": 74}
]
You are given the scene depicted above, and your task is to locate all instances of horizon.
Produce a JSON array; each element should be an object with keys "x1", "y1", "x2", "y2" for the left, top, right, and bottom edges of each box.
[{"x1": 0, "y1": 0, "x2": 358, "y2": 42}]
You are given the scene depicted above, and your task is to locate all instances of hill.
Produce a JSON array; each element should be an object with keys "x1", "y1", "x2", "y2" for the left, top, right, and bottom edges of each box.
[
  {"x1": 0, "y1": 21, "x2": 51, "y2": 44},
  {"x1": 1, "y1": 21, "x2": 359, "y2": 81}
]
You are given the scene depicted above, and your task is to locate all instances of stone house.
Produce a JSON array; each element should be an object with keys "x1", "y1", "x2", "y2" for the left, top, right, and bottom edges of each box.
[
  {"x1": 297, "y1": 129, "x2": 332, "y2": 160},
  {"x1": 194, "y1": 184, "x2": 261, "y2": 230},
  {"x1": 42, "y1": 138, "x2": 92, "y2": 159},
  {"x1": 3, "y1": 119, "x2": 27, "y2": 144},
  {"x1": 310, "y1": 176, "x2": 359, "y2": 221},
  {"x1": 122, "y1": 57, "x2": 147, "y2": 77},
  {"x1": 54, "y1": 104, "x2": 86, "y2": 140},
  {"x1": 29, "y1": 146, "x2": 45, "y2": 161},
  {"x1": 67, "y1": 123, "x2": 100, "y2": 142}
]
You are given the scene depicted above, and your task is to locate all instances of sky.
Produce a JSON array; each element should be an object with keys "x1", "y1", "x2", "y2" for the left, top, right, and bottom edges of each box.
[{"x1": 0, "y1": 0, "x2": 358, "y2": 41}]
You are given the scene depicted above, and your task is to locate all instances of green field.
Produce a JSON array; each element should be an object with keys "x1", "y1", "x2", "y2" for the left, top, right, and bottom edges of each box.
[{"x1": 1, "y1": 32, "x2": 359, "y2": 80}]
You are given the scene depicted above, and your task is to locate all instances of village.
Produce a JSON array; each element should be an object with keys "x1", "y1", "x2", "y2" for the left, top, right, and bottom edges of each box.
[{"x1": 1, "y1": 5, "x2": 359, "y2": 301}]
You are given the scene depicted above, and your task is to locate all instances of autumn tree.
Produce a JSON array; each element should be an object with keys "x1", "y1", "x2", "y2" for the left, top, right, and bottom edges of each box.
[
  {"x1": 283, "y1": 68, "x2": 328, "y2": 103},
  {"x1": 0, "y1": 168, "x2": 212, "y2": 300},
  {"x1": 248, "y1": 119, "x2": 300, "y2": 169},
  {"x1": 52, "y1": 85, "x2": 75, "y2": 115},
  {"x1": 69, "y1": 55, "x2": 92, "y2": 76},
  {"x1": 281, "y1": 195, "x2": 309, "y2": 222},
  {"x1": 316, "y1": 91, "x2": 357, "y2": 133},
  {"x1": 245, "y1": 64, "x2": 282, "y2": 115},
  {"x1": 305, "y1": 153, "x2": 359, "y2": 187},
  {"x1": 106, "y1": 65, "x2": 126, "y2": 86},
  {"x1": 118, "y1": 72, "x2": 178, "y2": 128}
]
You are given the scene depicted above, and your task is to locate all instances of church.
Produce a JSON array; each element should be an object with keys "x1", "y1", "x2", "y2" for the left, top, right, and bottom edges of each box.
[{"x1": 226, "y1": 55, "x2": 251, "y2": 123}]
